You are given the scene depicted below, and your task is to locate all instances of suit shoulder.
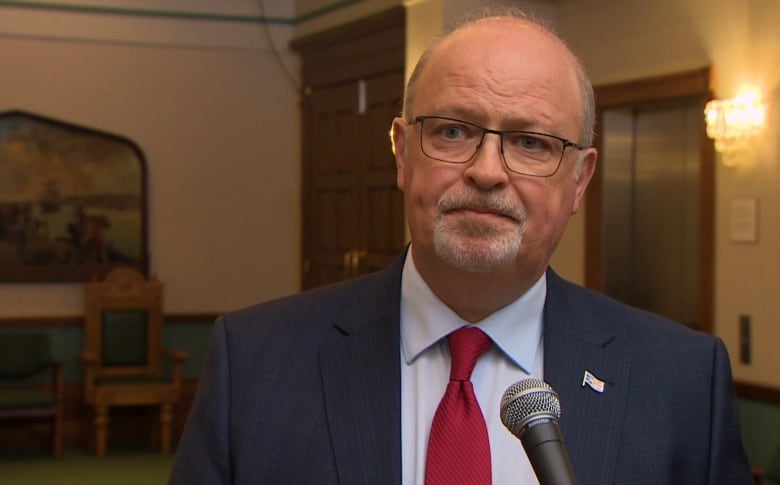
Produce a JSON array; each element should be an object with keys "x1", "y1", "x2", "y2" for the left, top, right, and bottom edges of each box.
[
  {"x1": 219, "y1": 266, "x2": 401, "y2": 338},
  {"x1": 547, "y1": 270, "x2": 716, "y2": 348}
]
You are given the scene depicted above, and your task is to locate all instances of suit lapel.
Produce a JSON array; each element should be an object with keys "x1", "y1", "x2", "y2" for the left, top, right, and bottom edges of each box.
[
  {"x1": 543, "y1": 270, "x2": 630, "y2": 485},
  {"x1": 319, "y1": 255, "x2": 404, "y2": 485},
  {"x1": 315, "y1": 259, "x2": 630, "y2": 485}
]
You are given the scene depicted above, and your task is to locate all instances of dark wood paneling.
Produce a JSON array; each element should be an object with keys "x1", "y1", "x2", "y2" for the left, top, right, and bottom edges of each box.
[
  {"x1": 293, "y1": 7, "x2": 406, "y2": 290},
  {"x1": 292, "y1": 7, "x2": 405, "y2": 87}
]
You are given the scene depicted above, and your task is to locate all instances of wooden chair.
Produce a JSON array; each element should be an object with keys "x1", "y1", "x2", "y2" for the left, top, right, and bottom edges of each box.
[
  {"x1": 0, "y1": 332, "x2": 64, "y2": 458},
  {"x1": 82, "y1": 267, "x2": 187, "y2": 458}
]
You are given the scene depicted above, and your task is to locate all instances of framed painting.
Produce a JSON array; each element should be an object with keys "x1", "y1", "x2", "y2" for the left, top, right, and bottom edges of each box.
[{"x1": 0, "y1": 111, "x2": 148, "y2": 282}]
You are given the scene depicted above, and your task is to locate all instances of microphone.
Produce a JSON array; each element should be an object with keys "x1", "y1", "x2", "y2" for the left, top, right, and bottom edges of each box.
[{"x1": 500, "y1": 378, "x2": 576, "y2": 485}]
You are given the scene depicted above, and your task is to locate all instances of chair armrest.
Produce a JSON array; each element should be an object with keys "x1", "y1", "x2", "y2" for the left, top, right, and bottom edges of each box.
[
  {"x1": 50, "y1": 361, "x2": 64, "y2": 408},
  {"x1": 162, "y1": 348, "x2": 188, "y2": 393},
  {"x1": 162, "y1": 348, "x2": 188, "y2": 364},
  {"x1": 753, "y1": 466, "x2": 764, "y2": 485},
  {"x1": 80, "y1": 350, "x2": 98, "y2": 400},
  {"x1": 81, "y1": 349, "x2": 98, "y2": 365}
]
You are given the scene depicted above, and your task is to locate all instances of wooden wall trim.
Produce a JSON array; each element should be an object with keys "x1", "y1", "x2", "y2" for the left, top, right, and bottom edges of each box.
[
  {"x1": 736, "y1": 381, "x2": 780, "y2": 404},
  {"x1": 0, "y1": 316, "x2": 84, "y2": 327},
  {"x1": 0, "y1": 313, "x2": 218, "y2": 327},
  {"x1": 594, "y1": 67, "x2": 711, "y2": 107},
  {"x1": 165, "y1": 313, "x2": 219, "y2": 324}
]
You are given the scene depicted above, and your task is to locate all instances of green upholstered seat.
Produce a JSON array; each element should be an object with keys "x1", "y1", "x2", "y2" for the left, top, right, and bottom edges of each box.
[
  {"x1": 0, "y1": 332, "x2": 52, "y2": 378},
  {"x1": 0, "y1": 389, "x2": 58, "y2": 410},
  {"x1": 0, "y1": 331, "x2": 64, "y2": 457}
]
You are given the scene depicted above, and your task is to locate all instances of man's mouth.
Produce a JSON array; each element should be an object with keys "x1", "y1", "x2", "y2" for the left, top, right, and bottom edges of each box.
[{"x1": 446, "y1": 206, "x2": 522, "y2": 223}]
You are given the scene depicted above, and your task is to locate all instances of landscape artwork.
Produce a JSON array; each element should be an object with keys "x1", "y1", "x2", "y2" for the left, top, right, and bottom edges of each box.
[{"x1": 0, "y1": 111, "x2": 147, "y2": 282}]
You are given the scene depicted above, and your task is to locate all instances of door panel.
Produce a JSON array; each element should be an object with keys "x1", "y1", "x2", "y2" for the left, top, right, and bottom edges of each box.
[
  {"x1": 359, "y1": 72, "x2": 407, "y2": 275},
  {"x1": 306, "y1": 72, "x2": 405, "y2": 288},
  {"x1": 308, "y1": 82, "x2": 361, "y2": 287}
]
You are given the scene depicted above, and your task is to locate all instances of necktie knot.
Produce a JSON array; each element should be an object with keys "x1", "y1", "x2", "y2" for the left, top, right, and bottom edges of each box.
[{"x1": 448, "y1": 327, "x2": 492, "y2": 381}]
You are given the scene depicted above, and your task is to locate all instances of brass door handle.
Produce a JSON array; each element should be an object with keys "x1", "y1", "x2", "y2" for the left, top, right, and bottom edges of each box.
[
  {"x1": 343, "y1": 249, "x2": 368, "y2": 278},
  {"x1": 343, "y1": 250, "x2": 354, "y2": 279},
  {"x1": 351, "y1": 250, "x2": 367, "y2": 276}
]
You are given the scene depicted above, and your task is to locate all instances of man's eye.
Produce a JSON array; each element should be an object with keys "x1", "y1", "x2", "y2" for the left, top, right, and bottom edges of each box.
[
  {"x1": 441, "y1": 125, "x2": 466, "y2": 139},
  {"x1": 521, "y1": 136, "x2": 543, "y2": 149},
  {"x1": 508, "y1": 134, "x2": 551, "y2": 152}
]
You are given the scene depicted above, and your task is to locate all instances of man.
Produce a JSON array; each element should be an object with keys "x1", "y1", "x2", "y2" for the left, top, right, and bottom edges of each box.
[{"x1": 170, "y1": 7, "x2": 751, "y2": 484}]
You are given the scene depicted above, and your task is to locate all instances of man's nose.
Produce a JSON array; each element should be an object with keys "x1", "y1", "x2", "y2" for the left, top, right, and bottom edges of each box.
[{"x1": 464, "y1": 132, "x2": 510, "y2": 189}]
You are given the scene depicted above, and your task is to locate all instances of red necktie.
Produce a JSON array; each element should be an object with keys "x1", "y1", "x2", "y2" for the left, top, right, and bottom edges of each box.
[{"x1": 425, "y1": 327, "x2": 493, "y2": 485}]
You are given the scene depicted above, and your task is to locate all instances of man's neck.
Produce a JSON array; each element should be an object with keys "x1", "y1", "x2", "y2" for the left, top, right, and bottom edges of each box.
[{"x1": 410, "y1": 245, "x2": 546, "y2": 323}]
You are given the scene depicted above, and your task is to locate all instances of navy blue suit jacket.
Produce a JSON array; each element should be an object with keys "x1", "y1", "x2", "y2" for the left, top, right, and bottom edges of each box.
[{"x1": 169, "y1": 250, "x2": 751, "y2": 484}]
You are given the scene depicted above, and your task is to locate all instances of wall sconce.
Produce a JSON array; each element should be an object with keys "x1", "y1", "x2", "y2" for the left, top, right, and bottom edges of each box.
[{"x1": 704, "y1": 93, "x2": 766, "y2": 166}]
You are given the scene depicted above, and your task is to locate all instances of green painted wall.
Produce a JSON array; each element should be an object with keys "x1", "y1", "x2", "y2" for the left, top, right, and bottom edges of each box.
[
  {"x1": 740, "y1": 397, "x2": 780, "y2": 473},
  {"x1": 0, "y1": 322, "x2": 211, "y2": 382}
]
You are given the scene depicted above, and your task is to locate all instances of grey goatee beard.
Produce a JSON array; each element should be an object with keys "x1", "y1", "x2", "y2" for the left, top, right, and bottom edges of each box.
[{"x1": 433, "y1": 189, "x2": 527, "y2": 273}]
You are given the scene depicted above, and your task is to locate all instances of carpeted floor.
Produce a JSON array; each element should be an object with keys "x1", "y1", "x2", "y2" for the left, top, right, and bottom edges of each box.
[{"x1": 0, "y1": 448, "x2": 174, "y2": 485}]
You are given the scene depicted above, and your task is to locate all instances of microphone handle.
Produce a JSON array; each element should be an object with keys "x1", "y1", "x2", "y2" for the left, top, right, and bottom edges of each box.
[{"x1": 521, "y1": 419, "x2": 577, "y2": 485}]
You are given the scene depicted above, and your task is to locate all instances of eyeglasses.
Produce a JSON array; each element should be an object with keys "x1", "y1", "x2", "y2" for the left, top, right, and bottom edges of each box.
[{"x1": 413, "y1": 116, "x2": 585, "y2": 177}]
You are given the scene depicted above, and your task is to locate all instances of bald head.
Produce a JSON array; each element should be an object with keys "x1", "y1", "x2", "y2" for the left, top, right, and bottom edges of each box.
[{"x1": 402, "y1": 8, "x2": 595, "y2": 147}]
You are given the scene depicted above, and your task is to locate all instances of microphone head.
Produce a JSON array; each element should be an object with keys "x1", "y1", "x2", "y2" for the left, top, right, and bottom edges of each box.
[{"x1": 500, "y1": 378, "x2": 562, "y2": 438}]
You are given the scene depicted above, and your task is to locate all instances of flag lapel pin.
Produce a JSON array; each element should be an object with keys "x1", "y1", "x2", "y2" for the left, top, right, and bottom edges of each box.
[{"x1": 582, "y1": 370, "x2": 606, "y2": 393}]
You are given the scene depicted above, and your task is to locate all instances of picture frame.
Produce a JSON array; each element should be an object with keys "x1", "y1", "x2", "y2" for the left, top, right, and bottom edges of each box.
[{"x1": 0, "y1": 110, "x2": 148, "y2": 282}]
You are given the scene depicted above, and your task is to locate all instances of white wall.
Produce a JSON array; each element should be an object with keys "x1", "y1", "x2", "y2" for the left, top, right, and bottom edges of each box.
[{"x1": 0, "y1": 0, "x2": 302, "y2": 315}]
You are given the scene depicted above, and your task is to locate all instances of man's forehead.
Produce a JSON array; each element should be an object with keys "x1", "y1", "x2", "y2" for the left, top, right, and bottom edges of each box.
[
  {"x1": 411, "y1": 20, "x2": 583, "y2": 137},
  {"x1": 420, "y1": 22, "x2": 576, "y2": 94},
  {"x1": 425, "y1": 20, "x2": 570, "y2": 79}
]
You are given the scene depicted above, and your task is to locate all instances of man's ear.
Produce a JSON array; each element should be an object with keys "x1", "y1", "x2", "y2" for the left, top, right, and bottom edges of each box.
[
  {"x1": 391, "y1": 117, "x2": 408, "y2": 190},
  {"x1": 571, "y1": 147, "x2": 597, "y2": 214}
]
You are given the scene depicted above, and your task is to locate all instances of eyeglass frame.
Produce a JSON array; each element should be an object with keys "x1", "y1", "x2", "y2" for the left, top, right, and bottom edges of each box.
[{"x1": 411, "y1": 115, "x2": 586, "y2": 177}]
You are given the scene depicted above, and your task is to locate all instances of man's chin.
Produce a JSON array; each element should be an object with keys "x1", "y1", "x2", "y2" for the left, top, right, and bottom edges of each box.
[{"x1": 434, "y1": 238, "x2": 520, "y2": 274}]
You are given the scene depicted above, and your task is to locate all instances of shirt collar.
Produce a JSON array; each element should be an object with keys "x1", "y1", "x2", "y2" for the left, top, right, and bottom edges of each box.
[{"x1": 399, "y1": 248, "x2": 545, "y2": 374}]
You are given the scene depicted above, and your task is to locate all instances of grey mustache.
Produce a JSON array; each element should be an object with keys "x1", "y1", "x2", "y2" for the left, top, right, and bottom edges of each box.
[{"x1": 437, "y1": 193, "x2": 526, "y2": 222}]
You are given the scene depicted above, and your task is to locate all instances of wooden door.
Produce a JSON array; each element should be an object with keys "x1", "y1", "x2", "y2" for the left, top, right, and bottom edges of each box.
[{"x1": 293, "y1": 8, "x2": 406, "y2": 290}]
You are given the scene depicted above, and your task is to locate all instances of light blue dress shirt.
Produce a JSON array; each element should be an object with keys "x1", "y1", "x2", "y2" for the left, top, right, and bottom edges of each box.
[{"x1": 400, "y1": 248, "x2": 545, "y2": 484}]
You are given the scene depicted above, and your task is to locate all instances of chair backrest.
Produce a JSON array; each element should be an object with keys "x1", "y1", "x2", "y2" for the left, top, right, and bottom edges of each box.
[
  {"x1": 0, "y1": 332, "x2": 52, "y2": 380},
  {"x1": 83, "y1": 267, "x2": 164, "y2": 378}
]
